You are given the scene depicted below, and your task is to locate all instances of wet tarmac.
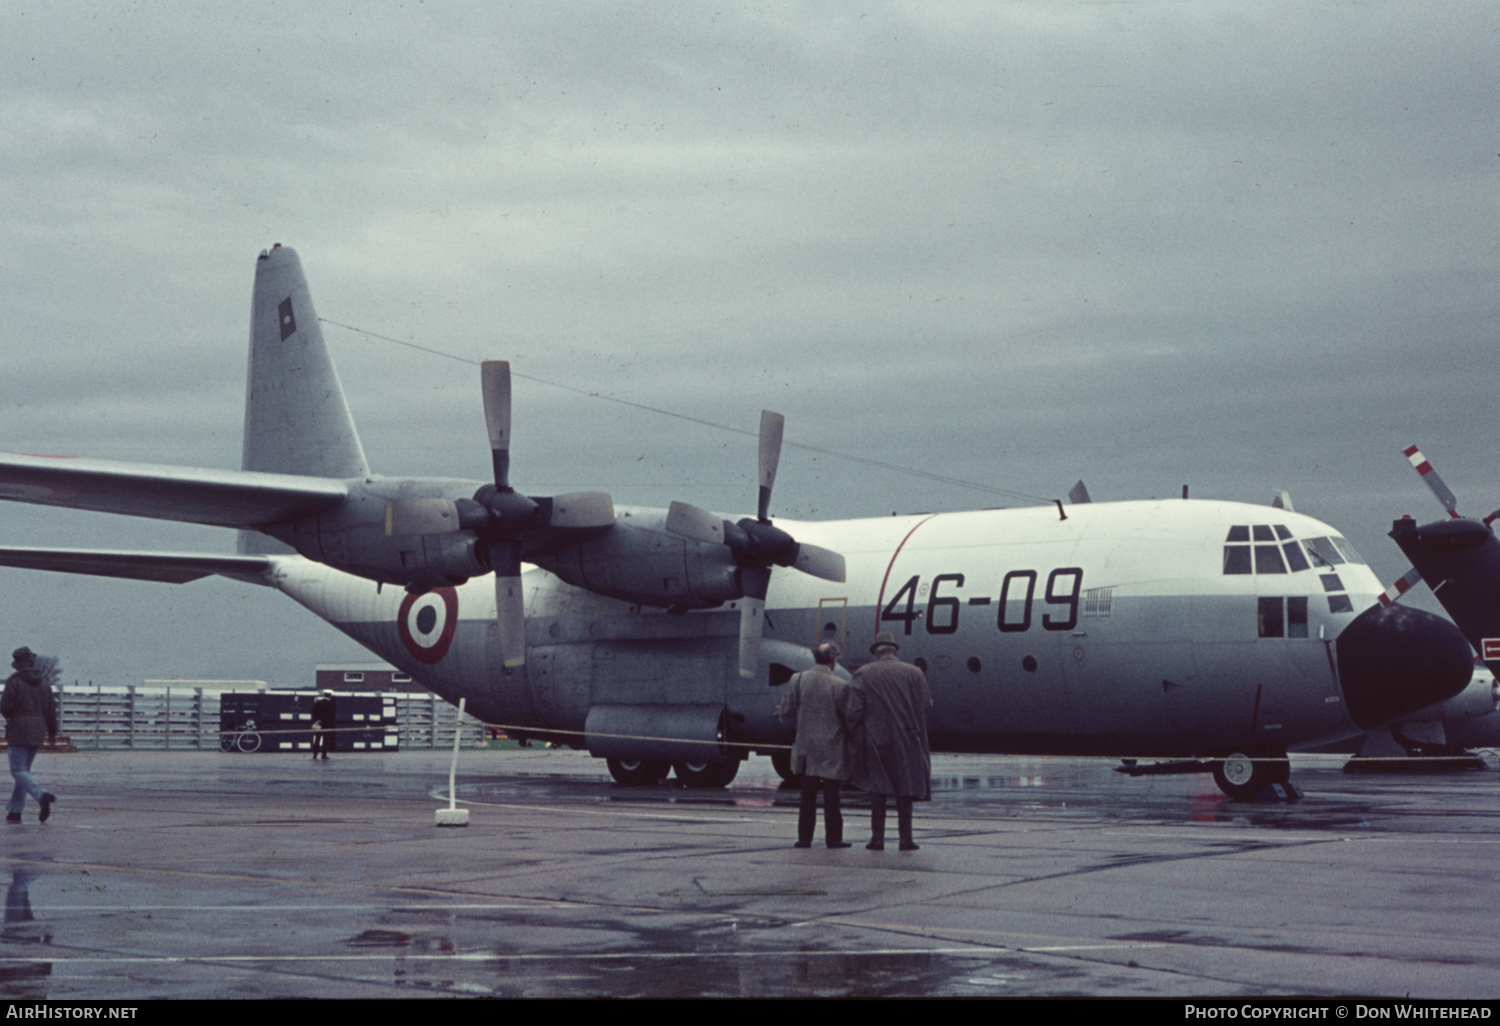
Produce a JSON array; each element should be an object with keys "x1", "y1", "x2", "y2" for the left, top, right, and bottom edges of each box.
[{"x1": 0, "y1": 746, "x2": 1496, "y2": 999}]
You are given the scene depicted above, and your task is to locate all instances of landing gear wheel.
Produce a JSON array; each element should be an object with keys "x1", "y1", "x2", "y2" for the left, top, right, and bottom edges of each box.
[
  {"x1": 672, "y1": 759, "x2": 741, "y2": 788},
  {"x1": 606, "y1": 757, "x2": 670, "y2": 786},
  {"x1": 236, "y1": 731, "x2": 262, "y2": 754},
  {"x1": 1212, "y1": 751, "x2": 1276, "y2": 800}
]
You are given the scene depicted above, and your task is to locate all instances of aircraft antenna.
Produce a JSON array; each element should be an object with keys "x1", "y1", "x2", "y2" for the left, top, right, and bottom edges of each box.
[{"x1": 321, "y1": 318, "x2": 1055, "y2": 507}]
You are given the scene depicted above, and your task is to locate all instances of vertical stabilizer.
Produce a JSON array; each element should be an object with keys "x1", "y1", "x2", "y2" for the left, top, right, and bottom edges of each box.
[{"x1": 239, "y1": 245, "x2": 369, "y2": 554}]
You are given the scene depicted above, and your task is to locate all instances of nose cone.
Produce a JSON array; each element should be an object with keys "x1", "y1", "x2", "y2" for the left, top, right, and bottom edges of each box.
[{"x1": 1336, "y1": 602, "x2": 1473, "y2": 730}]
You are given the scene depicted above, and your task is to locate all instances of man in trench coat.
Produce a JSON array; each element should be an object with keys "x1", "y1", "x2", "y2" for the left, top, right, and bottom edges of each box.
[
  {"x1": 847, "y1": 632, "x2": 932, "y2": 851},
  {"x1": 776, "y1": 641, "x2": 853, "y2": 848}
]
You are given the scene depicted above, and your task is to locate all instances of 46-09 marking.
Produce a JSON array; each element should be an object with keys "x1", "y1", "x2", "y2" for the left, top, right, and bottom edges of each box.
[{"x1": 880, "y1": 568, "x2": 1085, "y2": 636}]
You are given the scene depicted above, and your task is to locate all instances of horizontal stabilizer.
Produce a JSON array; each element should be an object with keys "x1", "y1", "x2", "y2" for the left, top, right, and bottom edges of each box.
[
  {"x1": 0, "y1": 546, "x2": 274, "y2": 585},
  {"x1": 0, "y1": 452, "x2": 347, "y2": 528}
]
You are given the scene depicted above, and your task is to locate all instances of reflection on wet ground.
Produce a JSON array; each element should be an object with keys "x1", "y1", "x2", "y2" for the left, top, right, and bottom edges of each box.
[{"x1": 0, "y1": 749, "x2": 1495, "y2": 998}]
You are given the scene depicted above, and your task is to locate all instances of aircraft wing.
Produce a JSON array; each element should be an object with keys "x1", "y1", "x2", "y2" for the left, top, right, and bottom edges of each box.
[
  {"x1": 0, "y1": 452, "x2": 347, "y2": 528},
  {"x1": 0, "y1": 546, "x2": 275, "y2": 585}
]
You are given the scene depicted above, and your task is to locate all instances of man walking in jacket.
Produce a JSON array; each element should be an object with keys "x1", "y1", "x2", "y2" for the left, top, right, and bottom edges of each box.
[{"x1": 2, "y1": 648, "x2": 57, "y2": 824}]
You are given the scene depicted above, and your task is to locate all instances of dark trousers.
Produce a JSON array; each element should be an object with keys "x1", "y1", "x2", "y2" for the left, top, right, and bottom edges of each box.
[
  {"x1": 798, "y1": 775, "x2": 844, "y2": 846},
  {"x1": 312, "y1": 727, "x2": 334, "y2": 758},
  {"x1": 869, "y1": 794, "x2": 915, "y2": 847}
]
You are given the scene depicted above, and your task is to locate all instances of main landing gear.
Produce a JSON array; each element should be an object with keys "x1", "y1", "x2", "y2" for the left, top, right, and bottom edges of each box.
[
  {"x1": 670, "y1": 759, "x2": 741, "y2": 788},
  {"x1": 604, "y1": 756, "x2": 742, "y2": 788},
  {"x1": 605, "y1": 757, "x2": 670, "y2": 786}
]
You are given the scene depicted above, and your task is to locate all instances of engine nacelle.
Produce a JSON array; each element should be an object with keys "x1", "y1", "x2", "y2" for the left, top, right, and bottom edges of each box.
[
  {"x1": 265, "y1": 478, "x2": 493, "y2": 589},
  {"x1": 530, "y1": 506, "x2": 742, "y2": 609}
]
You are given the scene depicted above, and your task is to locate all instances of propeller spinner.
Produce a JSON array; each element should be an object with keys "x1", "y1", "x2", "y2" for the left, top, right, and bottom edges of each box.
[
  {"x1": 666, "y1": 410, "x2": 846, "y2": 678},
  {"x1": 385, "y1": 361, "x2": 614, "y2": 668}
]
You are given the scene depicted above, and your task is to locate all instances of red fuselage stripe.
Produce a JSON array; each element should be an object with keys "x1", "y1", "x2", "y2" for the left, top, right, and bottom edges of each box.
[{"x1": 872, "y1": 513, "x2": 941, "y2": 633}]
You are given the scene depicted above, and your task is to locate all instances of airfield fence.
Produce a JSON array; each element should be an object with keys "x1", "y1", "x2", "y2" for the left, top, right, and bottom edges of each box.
[{"x1": 52, "y1": 684, "x2": 488, "y2": 751}]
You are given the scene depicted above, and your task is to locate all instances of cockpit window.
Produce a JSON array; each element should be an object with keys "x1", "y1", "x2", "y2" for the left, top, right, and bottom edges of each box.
[
  {"x1": 1254, "y1": 545, "x2": 1288, "y2": 574},
  {"x1": 1223, "y1": 545, "x2": 1252, "y2": 575},
  {"x1": 1226, "y1": 525, "x2": 1311, "y2": 575},
  {"x1": 1302, "y1": 537, "x2": 1345, "y2": 568},
  {"x1": 1332, "y1": 536, "x2": 1367, "y2": 566},
  {"x1": 1282, "y1": 541, "x2": 1310, "y2": 572}
]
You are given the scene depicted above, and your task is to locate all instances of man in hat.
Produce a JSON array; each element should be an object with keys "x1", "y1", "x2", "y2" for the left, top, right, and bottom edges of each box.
[
  {"x1": 311, "y1": 689, "x2": 337, "y2": 761},
  {"x1": 1, "y1": 648, "x2": 57, "y2": 824},
  {"x1": 846, "y1": 632, "x2": 932, "y2": 851},
  {"x1": 776, "y1": 641, "x2": 853, "y2": 849}
]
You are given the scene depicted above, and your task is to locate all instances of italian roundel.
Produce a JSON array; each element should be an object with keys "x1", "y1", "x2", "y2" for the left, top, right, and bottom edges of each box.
[{"x1": 397, "y1": 587, "x2": 459, "y2": 664}]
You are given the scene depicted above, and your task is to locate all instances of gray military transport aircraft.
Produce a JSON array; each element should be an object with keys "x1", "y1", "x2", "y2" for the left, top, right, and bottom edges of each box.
[{"x1": 0, "y1": 246, "x2": 1475, "y2": 799}]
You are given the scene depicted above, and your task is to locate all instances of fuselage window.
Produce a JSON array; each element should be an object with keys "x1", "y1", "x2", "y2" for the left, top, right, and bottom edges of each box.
[
  {"x1": 1224, "y1": 545, "x2": 1252, "y2": 574},
  {"x1": 1328, "y1": 594, "x2": 1354, "y2": 614},
  {"x1": 1258, "y1": 597, "x2": 1284, "y2": 638},
  {"x1": 1253, "y1": 525, "x2": 1275, "y2": 542},
  {"x1": 1319, "y1": 573, "x2": 1344, "y2": 592},
  {"x1": 1258, "y1": 597, "x2": 1310, "y2": 638},
  {"x1": 1287, "y1": 596, "x2": 1309, "y2": 638}
]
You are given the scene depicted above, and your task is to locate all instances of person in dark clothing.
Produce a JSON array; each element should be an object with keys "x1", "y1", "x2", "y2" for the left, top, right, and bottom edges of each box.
[
  {"x1": 311, "y1": 690, "x2": 336, "y2": 760},
  {"x1": 847, "y1": 632, "x2": 932, "y2": 851},
  {"x1": 2, "y1": 648, "x2": 57, "y2": 824}
]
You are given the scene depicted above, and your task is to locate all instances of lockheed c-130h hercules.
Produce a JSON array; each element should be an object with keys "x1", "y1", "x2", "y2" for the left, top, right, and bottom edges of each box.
[{"x1": 0, "y1": 246, "x2": 1474, "y2": 799}]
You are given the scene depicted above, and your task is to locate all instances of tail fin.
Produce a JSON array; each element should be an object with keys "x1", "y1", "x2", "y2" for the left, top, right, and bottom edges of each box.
[{"x1": 239, "y1": 245, "x2": 369, "y2": 554}]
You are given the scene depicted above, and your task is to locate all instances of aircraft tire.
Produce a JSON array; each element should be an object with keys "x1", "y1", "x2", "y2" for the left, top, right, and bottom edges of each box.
[
  {"x1": 672, "y1": 759, "x2": 741, "y2": 789},
  {"x1": 606, "y1": 757, "x2": 670, "y2": 786},
  {"x1": 1212, "y1": 751, "x2": 1277, "y2": 800}
]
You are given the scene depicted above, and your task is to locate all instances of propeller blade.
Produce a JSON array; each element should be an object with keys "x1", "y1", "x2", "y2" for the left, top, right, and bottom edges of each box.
[
  {"x1": 666, "y1": 501, "x2": 728, "y2": 545},
  {"x1": 1404, "y1": 445, "x2": 1460, "y2": 518},
  {"x1": 1068, "y1": 480, "x2": 1092, "y2": 505},
  {"x1": 546, "y1": 491, "x2": 616, "y2": 529},
  {"x1": 482, "y1": 361, "x2": 512, "y2": 489},
  {"x1": 794, "y1": 542, "x2": 846, "y2": 583},
  {"x1": 738, "y1": 598, "x2": 765, "y2": 679},
  {"x1": 491, "y1": 537, "x2": 526, "y2": 668},
  {"x1": 1378, "y1": 565, "x2": 1424, "y2": 607},
  {"x1": 385, "y1": 498, "x2": 461, "y2": 536},
  {"x1": 737, "y1": 565, "x2": 772, "y2": 679},
  {"x1": 757, "y1": 410, "x2": 784, "y2": 521}
]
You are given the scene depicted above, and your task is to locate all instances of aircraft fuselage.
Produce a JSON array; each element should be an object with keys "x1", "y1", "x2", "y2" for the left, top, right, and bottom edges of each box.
[{"x1": 271, "y1": 497, "x2": 1395, "y2": 761}]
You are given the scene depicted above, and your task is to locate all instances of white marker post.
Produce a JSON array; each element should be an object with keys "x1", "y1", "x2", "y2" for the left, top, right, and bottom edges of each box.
[{"x1": 434, "y1": 697, "x2": 471, "y2": 827}]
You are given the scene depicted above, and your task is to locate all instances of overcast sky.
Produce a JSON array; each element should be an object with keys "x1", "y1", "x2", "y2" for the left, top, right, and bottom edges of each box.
[{"x1": 1, "y1": 2, "x2": 1497, "y2": 689}]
